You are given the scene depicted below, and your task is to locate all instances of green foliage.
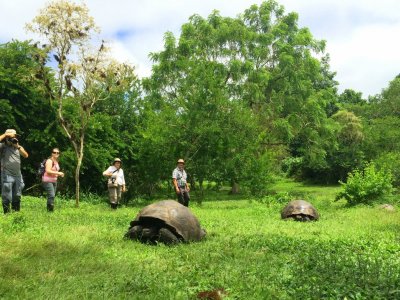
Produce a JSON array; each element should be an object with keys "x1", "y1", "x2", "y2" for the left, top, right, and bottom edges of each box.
[
  {"x1": 143, "y1": 0, "x2": 340, "y2": 193},
  {"x1": 347, "y1": 76, "x2": 400, "y2": 165},
  {"x1": 381, "y1": 76, "x2": 400, "y2": 117},
  {"x1": 374, "y1": 152, "x2": 400, "y2": 187},
  {"x1": 336, "y1": 163, "x2": 394, "y2": 205},
  {"x1": 362, "y1": 116, "x2": 400, "y2": 160},
  {"x1": 3, "y1": 1, "x2": 400, "y2": 200},
  {"x1": 258, "y1": 190, "x2": 312, "y2": 206},
  {"x1": 338, "y1": 88, "x2": 365, "y2": 105},
  {"x1": 326, "y1": 110, "x2": 364, "y2": 181},
  {"x1": 0, "y1": 40, "x2": 64, "y2": 188}
]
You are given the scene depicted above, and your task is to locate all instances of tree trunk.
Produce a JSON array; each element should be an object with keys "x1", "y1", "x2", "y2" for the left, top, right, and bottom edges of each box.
[
  {"x1": 230, "y1": 182, "x2": 240, "y2": 194},
  {"x1": 199, "y1": 179, "x2": 204, "y2": 198},
  {"x1": 188, "y1": 174, "x2": 196, "y2": 191},
  {"x1": 75, "y1": 156, "x2": 83, "y2": 207},
  {"x1": 74, "y1": 135, "x2": 85, "y2": 207}
]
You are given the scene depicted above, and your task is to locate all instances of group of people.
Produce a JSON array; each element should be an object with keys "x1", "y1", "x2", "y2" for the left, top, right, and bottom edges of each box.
[
  {"x1": 0, "y1": 129, "x2": 64, "y2": 213},
  {"x1": 102, "y1": 157, "x2": 191, "y2": 209},
  {"x1": 1, "y1": 128, "x2": 191, "y2": 214}
]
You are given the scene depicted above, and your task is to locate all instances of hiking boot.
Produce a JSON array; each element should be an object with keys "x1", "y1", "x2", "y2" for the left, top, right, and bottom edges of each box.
[
  {"x1": 47, "y1": 204, "x2": 54, "y2": 212},
  {"x1": 3, "y1": 203, "x2": 10, "y2": 214},
  {"x1": 11, "y1": 202, "x2": 20, "y2": 212}
]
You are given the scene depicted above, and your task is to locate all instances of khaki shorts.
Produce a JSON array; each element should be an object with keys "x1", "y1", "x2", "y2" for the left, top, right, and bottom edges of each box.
[{"x1": 108, "y1": 185, "x2": 122, "y2": 204}]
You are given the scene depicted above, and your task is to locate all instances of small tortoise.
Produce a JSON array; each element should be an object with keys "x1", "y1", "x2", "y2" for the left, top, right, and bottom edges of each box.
[
  {"x1": 125, "y1": 200, "x2": 206, "y2": 244},
  {"x1": 281, "y1": 200, "x2": 319, "y2": 221}
]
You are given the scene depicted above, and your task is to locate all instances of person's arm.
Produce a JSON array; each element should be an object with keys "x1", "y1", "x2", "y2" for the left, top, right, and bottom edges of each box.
[
  {"x1": 172, "y1": 169, "x2": 182, "y2": 194},
  {"x1": 185, "y1": 182, "x2": 190, "y2": 192},
  {"x1": 184, "y1": 170, "x2": 190, "y2": 192},
  {"x1": 121, "y1": 170, "x2": 126, "y2": 192},
  {"x1": 16, "y1": 144, "x2": 29, "y2": 158},
  {"x1": 172, "y1": 178, "x2": 180, "y2": 194},
  {"x1": 103, "y1": 167, "x2": 113, "y2": 177},
  {"x1": 0, "y1": 133, "x2": 6, "y2": 142}
]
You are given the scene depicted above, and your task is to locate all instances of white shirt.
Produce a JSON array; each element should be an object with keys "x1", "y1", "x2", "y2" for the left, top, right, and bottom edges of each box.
[{"x1": 103, "y1": 166, "x2": 125, "y2": 185}]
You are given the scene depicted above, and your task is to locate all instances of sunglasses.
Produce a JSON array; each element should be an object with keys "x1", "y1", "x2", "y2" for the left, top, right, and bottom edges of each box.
[{"x1": 52, "y1": 151, "x2": 60, "y2": 154}]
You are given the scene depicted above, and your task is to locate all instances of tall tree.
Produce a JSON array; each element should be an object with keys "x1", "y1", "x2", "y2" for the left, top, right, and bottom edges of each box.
[
  {"x1": 143, "y1": 14, "x2": 268, "y2": 194},
  {"x1": 329, "y1": 110, "x2": 364, "y2": 181},
  {"x1": 27, "y1": 0, "x2": 136, "y2": 205},
  {"x1": 145, "y1": 0, "x2": 339, "y2": 189},
  {"x1": 0, "y1": 40, "x2": 62, "y2": 189},
  {"x1": 338, "y1": 89, "x2": 365, "y2": 105},
  {"x1": 239, "y1": 2, "x2": 339, "y2": 178}
]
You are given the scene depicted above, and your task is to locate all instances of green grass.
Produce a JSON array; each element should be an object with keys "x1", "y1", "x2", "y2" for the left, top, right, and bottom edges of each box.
[{"x1": 1, "y1": 181, "x2": 399, "y2": 299}]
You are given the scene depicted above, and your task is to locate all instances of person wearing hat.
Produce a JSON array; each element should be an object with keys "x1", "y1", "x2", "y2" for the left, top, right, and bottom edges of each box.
[
  {"x1": 103, "y1": 158, "x2": 126, "y2": 209},
  {"x1": 172, "y1": 158, "x2": 190, "y2": 207},
  {"x1": 0, "y1": 129, "x2": 29, "y2": 214}
]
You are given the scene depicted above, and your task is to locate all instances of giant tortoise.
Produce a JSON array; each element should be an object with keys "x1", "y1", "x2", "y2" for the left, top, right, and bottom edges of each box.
[
  {"x1": 125, "y1": 200, "x2": 206, "y2": 244},
  {"x1": 281, "y1": 200, "x2": 319, "y2": 221}
]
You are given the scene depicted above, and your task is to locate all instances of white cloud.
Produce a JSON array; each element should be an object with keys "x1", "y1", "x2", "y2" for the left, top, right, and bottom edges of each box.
[
  {"x1": 1, "y1": 0, "x2": 399, "y2": 96},
  {"x1": 108, "y1": 40, "x2": 152, "y2": 77},
  {"x1": 328, "y1": 22, "x2": 400, "y2": 96}
]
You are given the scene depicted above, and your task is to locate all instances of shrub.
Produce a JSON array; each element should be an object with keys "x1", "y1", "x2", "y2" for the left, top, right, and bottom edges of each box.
[
  {"x1": 374, "y1": 152, "x2": 400, "y2": 187},
  {"x1": 335, "y1": 163, "x2": 394, "y2": 205}
]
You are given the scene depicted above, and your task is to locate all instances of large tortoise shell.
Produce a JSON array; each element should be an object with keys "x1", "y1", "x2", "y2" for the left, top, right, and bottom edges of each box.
[
  {"x1": 281, "y1": 200, "x2": 319, "y2": 220},
  {"x1": 129, "y1": 200, "x2": 205, "y2": 242}
]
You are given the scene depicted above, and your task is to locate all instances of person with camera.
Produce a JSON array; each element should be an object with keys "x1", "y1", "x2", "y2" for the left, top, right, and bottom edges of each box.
[
  {"x1": 172, "y1": 158, "x2": 190, "y2": 207},
  {"x1": 102, "y1": 158, "x2": 126, "y2": 209},
  {"x1": 0, "y1": 129, "x2": 29, "y2": 214},
  {"x1": 42, "y1": 148, "x2": 64, "y2": 212}
]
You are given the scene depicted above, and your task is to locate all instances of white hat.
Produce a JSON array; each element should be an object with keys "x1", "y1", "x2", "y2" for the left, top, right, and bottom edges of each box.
[
  {"x1": 113, "y1": 158, "x2": 122, "y2": 164},
  {"x1": 5, "y1": 129, "x2": 17, "y2": 135}
]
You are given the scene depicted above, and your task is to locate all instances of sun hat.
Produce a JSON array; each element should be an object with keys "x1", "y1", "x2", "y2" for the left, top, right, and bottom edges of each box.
[
  {"x1": 5, "y1": 129, "x2": 17, "y2": 135},
  {"x1": 113, "y1": 158, "x2": 122, "y2": 164}
]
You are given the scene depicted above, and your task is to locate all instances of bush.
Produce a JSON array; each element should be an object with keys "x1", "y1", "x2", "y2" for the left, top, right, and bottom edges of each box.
[
  {"x1": 374, "y1": 152, "x2": 400, "y2": 187},
  {"x1": 335, "y1": 163, "x2": 394, "y2": 205},
  {"x1": 281, "y1": 156, "x2": 303, "y2": 178}
]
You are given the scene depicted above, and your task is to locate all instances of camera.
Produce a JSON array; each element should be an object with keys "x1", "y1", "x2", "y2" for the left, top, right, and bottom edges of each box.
[{"x1": 6, "y1": 137, "x2": 19, "y2": 144}]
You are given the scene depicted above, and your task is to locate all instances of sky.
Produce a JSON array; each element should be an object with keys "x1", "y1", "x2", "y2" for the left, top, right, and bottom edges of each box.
[{"x1": 1, "y1": 0, "x2": 399, "y2": 98}]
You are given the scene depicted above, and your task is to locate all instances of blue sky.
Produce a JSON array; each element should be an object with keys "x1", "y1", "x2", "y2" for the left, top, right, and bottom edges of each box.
[{"x1": 1, "y1": 0, "x2": 399, "y2": 97}]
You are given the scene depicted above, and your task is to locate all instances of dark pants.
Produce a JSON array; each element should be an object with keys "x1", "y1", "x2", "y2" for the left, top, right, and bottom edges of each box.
[
  {"x1": 177, "y1": 187, "x2": 190, "y2": 207},
  {"x1": 1, "y1": 173, "x2": 24, "y2": 213},
  {"x1": 43, "y1": 182, "x2": 57, "y2": 210}
]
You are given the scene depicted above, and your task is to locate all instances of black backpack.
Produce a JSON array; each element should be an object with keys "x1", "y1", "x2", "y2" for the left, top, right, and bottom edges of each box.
[{"x1": 38, "y1": 158, "x2": 54, "y2": 178}]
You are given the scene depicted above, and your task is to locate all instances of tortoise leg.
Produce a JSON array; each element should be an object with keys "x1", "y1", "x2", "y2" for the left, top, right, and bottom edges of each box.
[
  {"x1": 125, "y1": 225, "x2": 143, "y2": 240},
  {"x1": 157, "y1": 227, "x2": 180, "y2": 245}
]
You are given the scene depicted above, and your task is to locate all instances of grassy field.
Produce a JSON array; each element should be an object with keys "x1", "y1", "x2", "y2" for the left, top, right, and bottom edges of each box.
[{"x1": 1, "y1": 181, "x2": 399, "y2": 299}]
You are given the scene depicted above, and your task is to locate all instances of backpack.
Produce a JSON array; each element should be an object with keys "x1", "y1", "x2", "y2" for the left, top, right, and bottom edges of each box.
[{"x1": 38, "y1": 158, "x2": 54, "y2": 178}]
